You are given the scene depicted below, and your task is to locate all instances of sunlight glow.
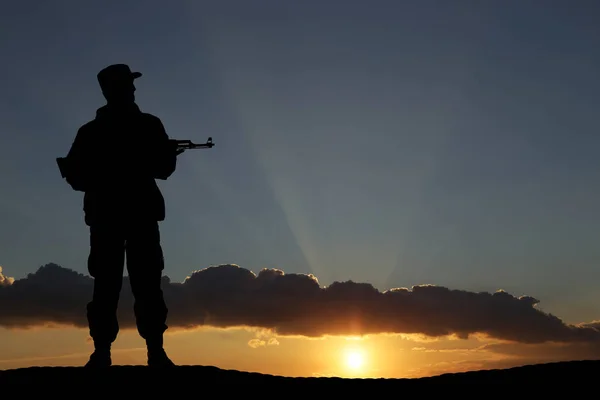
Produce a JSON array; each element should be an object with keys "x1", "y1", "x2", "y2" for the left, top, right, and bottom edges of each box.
[{"x1": 344, "y1": 348, "x2": 365, "y2": 371}]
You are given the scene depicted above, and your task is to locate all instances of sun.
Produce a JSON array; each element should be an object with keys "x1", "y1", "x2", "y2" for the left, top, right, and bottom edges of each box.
[{"x1": 344, "y1": 349, "x2": 365, "y2": 371}]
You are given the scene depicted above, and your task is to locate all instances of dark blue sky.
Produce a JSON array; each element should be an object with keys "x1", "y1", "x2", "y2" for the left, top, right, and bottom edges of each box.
[{"x1": 1, "y1": 0, "x2": 600, "y2": 323}]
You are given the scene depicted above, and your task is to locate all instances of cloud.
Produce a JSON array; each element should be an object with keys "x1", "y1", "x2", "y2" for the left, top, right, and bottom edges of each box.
[
  {"x1": 247, "y1": 339, "x2": 265, "y2": 349},
  {"x1": 0, "y1": 267, "x2": 14, "y2": 287},
  {"x1": 247, "y1": 338, "x2": 279, "y2": 349},
  {"x1": 1, "y1": 263, "x2": 600, "y2": 345}
]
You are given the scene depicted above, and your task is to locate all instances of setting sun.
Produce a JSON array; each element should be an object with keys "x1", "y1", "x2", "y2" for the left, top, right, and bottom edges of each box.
[{"x1": 344, "y1": 349, "x2": 365, "y2": 371}]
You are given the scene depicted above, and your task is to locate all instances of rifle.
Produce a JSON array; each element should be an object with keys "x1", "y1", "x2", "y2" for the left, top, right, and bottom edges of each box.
[
  {"x1": 56, "y1": 157, "x2": 68, "y2": 179},
  {"x1": 56, "y1": 137, "x2": 215, "y2": 178},
  {"x1": 171, "y1": 137, "x2": 215, "y2": 153}
]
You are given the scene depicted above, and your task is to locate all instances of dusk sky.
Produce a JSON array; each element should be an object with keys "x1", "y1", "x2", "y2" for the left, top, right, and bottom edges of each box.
[{"x1": 1, "y1": 0, "x2": 600, "y2": 378}]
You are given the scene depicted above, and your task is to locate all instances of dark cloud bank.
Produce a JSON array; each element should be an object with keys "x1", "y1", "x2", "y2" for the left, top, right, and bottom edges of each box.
[{"x1": 0, "y1": 263, "x2": 599, "y2": 344}]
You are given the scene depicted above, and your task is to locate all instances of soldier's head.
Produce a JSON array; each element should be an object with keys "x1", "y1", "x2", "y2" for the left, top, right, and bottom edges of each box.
[{"x1": 97, "y1": 64, "x2": 141, "y2": 104}]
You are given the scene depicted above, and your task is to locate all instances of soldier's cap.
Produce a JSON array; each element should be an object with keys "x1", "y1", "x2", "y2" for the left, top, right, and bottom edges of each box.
[{"x1": 97, "y1": 64, "x2": 142, "y2": 91}]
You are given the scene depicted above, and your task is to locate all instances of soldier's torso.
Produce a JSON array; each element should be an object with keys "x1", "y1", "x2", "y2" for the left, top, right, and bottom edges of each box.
[{"x1": 81, "y1": 111, "x2": 166, "y2": 226}]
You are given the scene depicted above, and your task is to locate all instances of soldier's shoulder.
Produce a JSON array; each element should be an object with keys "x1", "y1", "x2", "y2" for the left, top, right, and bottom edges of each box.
[
  {"x1": 76, "y1": 119, "x2": 99, "y2": 136},
  {"x1": 139, "y1": 112, "x2": 166, "y2": 134},
  {"x1": 140, "y1": 112, "x2": 163, "y2": 125}
]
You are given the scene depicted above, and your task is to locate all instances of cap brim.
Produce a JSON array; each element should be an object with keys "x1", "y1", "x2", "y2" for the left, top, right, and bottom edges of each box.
[{"x1": 132, "y1": 72, "x2": 142, "y2": 79}]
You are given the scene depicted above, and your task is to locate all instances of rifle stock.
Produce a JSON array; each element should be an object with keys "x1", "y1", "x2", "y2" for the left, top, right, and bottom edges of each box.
[{"x1": 56, "y1": 157, "x2": 68, "y2": 178}]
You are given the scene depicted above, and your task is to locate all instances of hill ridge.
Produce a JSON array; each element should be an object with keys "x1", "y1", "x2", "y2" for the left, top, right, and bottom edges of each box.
[{"x1": 1, "y1": 359, "x2": 600, "y2": 387}]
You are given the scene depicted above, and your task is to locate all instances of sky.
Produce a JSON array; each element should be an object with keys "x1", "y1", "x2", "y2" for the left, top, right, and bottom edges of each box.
[{"x1": 1, "y1": 0, "x2": 600, "y2": 378}]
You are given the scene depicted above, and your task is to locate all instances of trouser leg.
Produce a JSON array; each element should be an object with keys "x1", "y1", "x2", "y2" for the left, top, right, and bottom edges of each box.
[
  {"x1": 126, "y1": 221, "x2": 168, "y2": 346},
  {"x1": 86, "y1": 224, "x2": 125, "y2": 347}
]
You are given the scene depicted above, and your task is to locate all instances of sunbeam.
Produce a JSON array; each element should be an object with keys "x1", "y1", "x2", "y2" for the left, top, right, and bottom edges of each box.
[{"x1": 182, "y1": 22, "x2": 316, "y2": 277}]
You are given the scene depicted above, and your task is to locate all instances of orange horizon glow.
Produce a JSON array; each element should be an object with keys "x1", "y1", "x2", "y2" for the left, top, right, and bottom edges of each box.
[{"x1": 0, "y1": 325, "x2": 590, "y2": 379}]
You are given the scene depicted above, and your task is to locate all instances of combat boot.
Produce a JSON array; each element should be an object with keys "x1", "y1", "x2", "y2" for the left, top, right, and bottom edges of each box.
[
  {"x1": 85, "y1": 343, "x2": 111, "y2": 368},
  {"x1": 147, "y1": 348, "x2": 176, "y2": 367},
  {"x1": 146, "y1": 336, "x2": 176, "y2": 367}
]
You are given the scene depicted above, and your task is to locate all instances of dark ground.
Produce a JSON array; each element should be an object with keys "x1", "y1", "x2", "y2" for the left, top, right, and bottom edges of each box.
[{"x1": 1, "y1": 360, "x2": 599, "y2": 390}]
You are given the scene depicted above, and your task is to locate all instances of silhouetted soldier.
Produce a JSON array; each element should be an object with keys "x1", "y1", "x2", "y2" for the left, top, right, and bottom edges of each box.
[{"x1": 61, "y1": 64, "x2": 179, "y2": 368}]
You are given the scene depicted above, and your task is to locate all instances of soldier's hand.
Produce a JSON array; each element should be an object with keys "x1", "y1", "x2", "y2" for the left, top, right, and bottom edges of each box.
[{"x1": 166, "y1": 140, "x2": 185, "y2": 156}]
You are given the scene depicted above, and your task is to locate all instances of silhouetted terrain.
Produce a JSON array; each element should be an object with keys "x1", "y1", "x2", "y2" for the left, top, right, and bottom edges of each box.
[{"x1": 1, "y1": 360, "x2": 599, "y2": 388}]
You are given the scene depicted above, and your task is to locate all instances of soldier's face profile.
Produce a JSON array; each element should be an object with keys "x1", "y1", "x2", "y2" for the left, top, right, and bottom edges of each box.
[{"x1": 104, "y1": 80, "x2": 136, "y2": 103}]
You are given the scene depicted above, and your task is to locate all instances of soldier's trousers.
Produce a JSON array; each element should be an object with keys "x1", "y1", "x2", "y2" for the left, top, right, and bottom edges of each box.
[{"x1": 86, "y1": 220, "x2": 168, "y2": 345}]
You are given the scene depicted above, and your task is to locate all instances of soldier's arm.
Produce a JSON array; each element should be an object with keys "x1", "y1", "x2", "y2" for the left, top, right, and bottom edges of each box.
[
  {"x1": 152, "y1": 117, "x2": 178, "y2": 180},
  {"x1": 62, "y1": 127, "x2": 90, "y2": 192}
]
